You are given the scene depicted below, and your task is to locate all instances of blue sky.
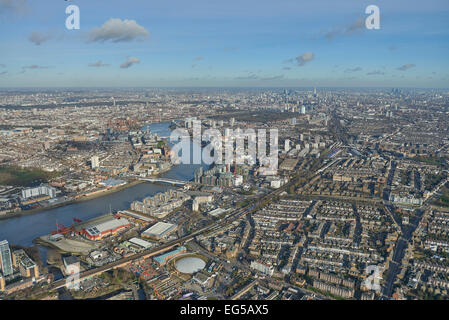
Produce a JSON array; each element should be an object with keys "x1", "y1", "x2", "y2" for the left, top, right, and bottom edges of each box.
[{"x1": 0, "y1": 0, "x2": 448, "y2": 87}]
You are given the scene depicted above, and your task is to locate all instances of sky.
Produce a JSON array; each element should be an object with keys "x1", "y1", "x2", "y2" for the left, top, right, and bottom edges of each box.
[{"x1": 0, "y1": 0, "x2": 448, "y2": 88}]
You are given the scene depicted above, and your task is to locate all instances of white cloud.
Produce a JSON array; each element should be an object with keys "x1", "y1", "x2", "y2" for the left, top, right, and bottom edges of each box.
[
  {"x1": 88, "y1": 60, "x2": 110, "y2": 67},
  {"x1": 296, "y1": 52, "x2": 314, "y2": 66},
  {"x1": 345, "y1": 67, "x2": 362, "y2": 73},
  {"x1": 261, "y1": 75, "x2": 284, "y2": 81},
  {"x1": 388, "y1": 45, "x2": 398, "y2": 51},
  {"x1": 0, "y1": 0, "x2": 29, "y2": 16},
  {"x1": 322, "y1": 17, "x2": 365, "y2": 42},
  {"x1": 28, "y1": 32, "x2": 52, "y2": 45},
  {"x1": 120, "y1": 57, "x2": 140, "y2": 68},
  {"x1": 20, "y1": 65, "x2": 50, "y2": 73},
  {"x1": 366, "y1": 70, "x2": 385, "y2": 76},
  {"x1": 22, "y1": 65, "x2": 49, "y2": 69},
  {"x1": 345, "y1": 17, "x2": 365, "y2": 34},
  {"x1": 88, "y1": 18, "x2": 149, "y2": 43},
  {"x1": 397, "y1": 64, "x2": 415, "y2": 71},
  {"x1": 234, "y1": 73, "x2": 259, "y2": 80}
]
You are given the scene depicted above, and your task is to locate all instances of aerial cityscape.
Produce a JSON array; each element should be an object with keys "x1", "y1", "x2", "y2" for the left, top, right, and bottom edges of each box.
[{"x1": 0, "y1": 0, "x2": 449, "y2": 306}]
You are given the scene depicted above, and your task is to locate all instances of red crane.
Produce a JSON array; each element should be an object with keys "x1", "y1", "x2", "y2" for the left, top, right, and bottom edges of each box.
[
  {"x1": 152, "y1": 283, "x2": 164, "y2": 300},
  {"x1": 73, "y1": 218, "x2": 82, "y2": 223},
  {"x1": 51, "y1": 222, "x2": 72, "y2": 235}
]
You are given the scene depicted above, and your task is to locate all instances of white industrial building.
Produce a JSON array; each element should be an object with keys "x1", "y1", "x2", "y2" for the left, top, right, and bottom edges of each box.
[
  {"x1": 128, "y1": 237, "x2": 154, "y2": 249},
  {"x1": 142, "y1": 222, "x2": 177, "y2": 240}
]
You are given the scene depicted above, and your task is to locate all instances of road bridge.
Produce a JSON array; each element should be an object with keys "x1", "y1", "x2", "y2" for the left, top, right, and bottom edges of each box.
[{"x1": 139, "y1": 177, "x2": 187, "y2": 185}]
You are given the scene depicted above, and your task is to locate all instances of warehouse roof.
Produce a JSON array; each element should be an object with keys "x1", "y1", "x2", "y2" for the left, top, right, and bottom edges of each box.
[
  {"x1": 142, "y1": 222, "x2": 176, "y2": 238},
  {"x1": 128, "y1": 237, "x2": 154, "y2": 249},
  {"x1": 85, "y1": 218, "x2": 130, "y2": 236}
]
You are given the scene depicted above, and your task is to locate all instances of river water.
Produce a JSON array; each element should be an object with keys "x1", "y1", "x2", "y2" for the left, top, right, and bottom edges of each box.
[{"x1": 0, "y1": 122, "x2": 205, "y2": 247}]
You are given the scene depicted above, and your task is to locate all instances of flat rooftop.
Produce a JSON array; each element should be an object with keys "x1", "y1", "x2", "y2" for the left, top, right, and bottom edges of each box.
[
  {"x1": 120, "y1": 210, "x2": 154, "y2": 222},
  {"x1": 85, "y1": 218, "x2": 130, "y2": 236},
  {"x1": 142, "y1": 222, "x2": 176, "y2": 238},
  {"x1": 128, "y1": 237, "x2": 154, "y2": 249}
]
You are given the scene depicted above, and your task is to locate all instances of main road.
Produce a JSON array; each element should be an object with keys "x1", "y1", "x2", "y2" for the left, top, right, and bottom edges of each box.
[{"x1": 381, "y1": 207, "x2": 426, "y2": 298}]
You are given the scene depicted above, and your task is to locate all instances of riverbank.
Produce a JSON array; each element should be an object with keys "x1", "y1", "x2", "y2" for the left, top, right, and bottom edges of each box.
[
  {"x1": 0, "y1": 179, "x2": 147, "y2": 221},
  {"x1": 35, "y1": 235, "x2": 99, "y2": 255},
  {"x1": 0, "y1": 160, "x2": 180, "y2": 222}
]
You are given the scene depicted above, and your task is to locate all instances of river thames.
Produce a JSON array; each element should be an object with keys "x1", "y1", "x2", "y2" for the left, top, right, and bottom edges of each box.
[{"x1": 0, "y1": 122, "x2": 206, "y2": 247}]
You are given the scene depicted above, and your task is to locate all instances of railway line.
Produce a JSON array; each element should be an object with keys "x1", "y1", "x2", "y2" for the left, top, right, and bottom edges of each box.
[{"x1": 46, "y1": 178, "x2": 291, "y2": 292}]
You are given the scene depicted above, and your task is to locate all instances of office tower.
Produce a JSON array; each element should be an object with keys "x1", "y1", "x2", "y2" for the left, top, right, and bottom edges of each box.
[
  {"x1": 0, "y1": 240, "x2": 13, "y2": 276},
  {"x1": 230, "y1": 117, "x2": 235, "y2": 126},
  {"x1": 285, "y1": 139, "x2": 291, "y2": 152},
  {"x1": 301, "y1": 105, "x2": 306, "y2": 114},
  {"x1": 224, "y1": 128, "x2": 232, "y2": 138},
  {"x1": 91, "y1": 156, "x2": 100, "y2": 169}
]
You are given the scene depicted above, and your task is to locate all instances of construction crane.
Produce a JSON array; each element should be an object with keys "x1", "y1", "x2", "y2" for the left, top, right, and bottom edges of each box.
[
  {"x1": 143, "y1": 268, "x2": 158, "y2": 281},
  {"x1": 141, "y1": 268, "x2": 164, "y2": 300},
  {"x1": 51, "y1": 222, "x2": 72, "y2": 235},
  {"x1": 151, "y1": 283, "x2": 164, "y2": 300},
  {"x1": 73, "y1": 218, "x2": 82, "y2": 223}
]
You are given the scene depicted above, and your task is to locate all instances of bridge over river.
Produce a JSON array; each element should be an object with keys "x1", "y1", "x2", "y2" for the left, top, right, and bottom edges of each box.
[{"x1": 139, "y1": 177, "x2": 188, "y2": 185}]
